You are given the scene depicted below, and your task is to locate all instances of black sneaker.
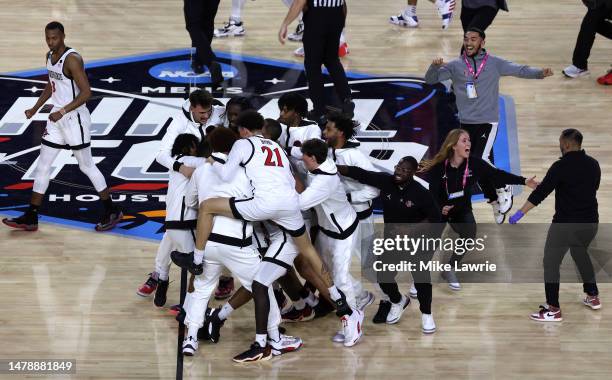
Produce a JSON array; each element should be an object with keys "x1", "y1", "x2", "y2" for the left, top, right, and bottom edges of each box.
[
  {"x1": 373, "y1": 300, "x2": 392, "y2": 324},
  {"x1": 95, "y1": 207, "x2": 123, "y2": 232},
  {"x1": 196, "y1": 307, "x2": 212, "y2": 340},
  {"x1": 2, "y1": 212, "x2": 38, "y2": 231},
  {"x1": 170, "y1": 251, "x2": 203, "y2": 275},
  {"x1": 175, "y1": 306, "x2": 186, "y2": 324},
  {"x1": 313, "y1": 298, "x2": 335, "y2": 319},
  {"x1": 206, "y1": 308, "x2": 225, "y2": 343},
  {"x1": 209, "y1": 61, "x2": 223, "y2": 89},
  {"x1": 191, "y1": 62, "x2": 204, "y2": 74},
  {"x1": 232, "y1": 342, "x2": 272, "y2": 363},
  {"x1": 154, "y1": 279, "x2": 169, "y2": 307}
]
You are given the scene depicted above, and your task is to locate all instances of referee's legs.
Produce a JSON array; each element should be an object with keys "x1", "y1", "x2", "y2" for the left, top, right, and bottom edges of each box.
[
  {"x1": 303, "y1": 19, "x2": 328, "y2": 118},
  {"x1": 322, "y1": 16, "x2": 352, "y2": 116}
]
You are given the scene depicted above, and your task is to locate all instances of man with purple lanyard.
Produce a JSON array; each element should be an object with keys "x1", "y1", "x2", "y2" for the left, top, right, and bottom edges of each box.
[{"x1": 425, "y1": 27, "x2": 553, "y2": 224}]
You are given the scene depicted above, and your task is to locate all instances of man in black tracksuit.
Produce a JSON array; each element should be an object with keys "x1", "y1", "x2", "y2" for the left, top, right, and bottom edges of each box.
[
  {"x1": 337, "y1": 157, "x2": 442, "y2": 333},
  {"x1": 510, "y1": 129, "x2": 601, "y2": 322}
]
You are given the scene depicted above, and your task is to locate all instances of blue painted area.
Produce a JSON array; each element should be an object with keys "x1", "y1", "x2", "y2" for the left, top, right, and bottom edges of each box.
[
  {"x1": 79, "y1": 208, "x2": 88, "y2": 211},
  {"x1": 0, "y1": 194, "x2": 8, "y2": 197},
  {"x1": 396, "y1": 97, "x2": 405, "y2": 101},
  {"x1": 0, "y1": 204, "x2": 28, "y2": 210},
  {"x1": 391, "y1": 82, "x2": 423, "y2": 90},
  {"x1": 149, "y1": 60, "x2": 238, "y2": 84},
  {"x1": 395, "y1": 90, "x2": 437, "y2": 118}
]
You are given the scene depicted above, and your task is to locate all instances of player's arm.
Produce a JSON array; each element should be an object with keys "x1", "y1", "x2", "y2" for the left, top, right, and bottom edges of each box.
[
  {"x1": 49, "y1": 53, "x2": 91, "y2": 122},
  {"x1": 185, "y1": 170, "x2": 200, "y2": 209},
  {"x1": 25, "y1": 80, "x2": 52, "y2": 119},
  {"x1": 290, "y1": 127, "x2": 322, "y2": 159},
  {"x1": 211, "y1": 139, "x2": 250, "y2": 181},
  {"x1": 156, "y1": 120, "x2": 181, "y2": 170},
  {"x1": 298, "y1": 175, "x2": 333, "y2": 210}
]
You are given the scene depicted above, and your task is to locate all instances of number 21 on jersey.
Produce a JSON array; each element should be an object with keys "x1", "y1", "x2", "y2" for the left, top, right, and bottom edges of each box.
[{"x1": 261, "y1": 146, "x2": 284, "y2": 167}]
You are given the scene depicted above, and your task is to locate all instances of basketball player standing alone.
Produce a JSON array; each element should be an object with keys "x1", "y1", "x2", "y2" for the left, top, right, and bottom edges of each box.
[{"x1": 2, "y1": 22, "x2": 121, "y2": 232}]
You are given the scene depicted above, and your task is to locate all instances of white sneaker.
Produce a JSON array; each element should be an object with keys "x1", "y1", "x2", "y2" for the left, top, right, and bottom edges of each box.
[
  {"x1": 563, "y1": 65, "x2": 589, "y2": 78},
  {"x1": 389, "y1": 13, "x2": 419, "y2": 28},
  {"x1": 357, "y1": 291, "x2": 375, "y2": 311},
  {"x1": 293, "y1": 46, "x2": 304, "y2": 57},
  {"x1": 214, "y1": 19, "x2": 246, "y2": 38},
  {"x1": 288, "y1": 21, "x2": 304, "y2": 42},
  {"x1": 182, "y1": 336, "x2": 198, "y2": 356},
  {"x1": 331, "y1": 330, "x2": 345, "y2": 343},
  {"x1": 496, "y1": 185, "x2": 513, "y2": 214},
  {"x1": 269, "y1": 334, "x2": 303, "y2": 356},
  {"x1": 409, "y1": 283, "x2": 418, "y2": 299},
  {"x1": 422, "y1": 313, "x2": 436, "y2": 334},
  {"x1": 442, "y1": 270, "x2": 461, "y2": 291},
  {"x1": 490, "y1": 201, "x2": 506, "y2": 224},
  {"x1": 342, "y1": 309, "x2": 364, "y2": 347},
  {"x1": 435, "y1": 0, "x2": 456, "y2": 30},
  {"x1": 386, "y1": 295, "x2": 410, "y2": 324}
]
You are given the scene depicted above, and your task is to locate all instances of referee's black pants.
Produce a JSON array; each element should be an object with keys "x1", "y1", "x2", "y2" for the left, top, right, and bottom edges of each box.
[
  {"x1": 184, "y1": 0, "x2": 220, "y2": 67},
  {"x1": 461, "y1": 122, "x2": 499, "y2": 203},
  {"x1": 460, "y1": 5, "x2": 499, "y2": 32},
  {"x1": 572, "y1": 4, "x2": 612, "y2": 70},
  {"x1": 543, "y1": 223, "x2": 599, "y2": 308},
  {"x1": 302, "y1": 7, "x2": 351, "y2": 117}
]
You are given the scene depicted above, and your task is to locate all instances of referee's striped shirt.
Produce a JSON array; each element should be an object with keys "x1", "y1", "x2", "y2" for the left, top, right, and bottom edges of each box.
[{"x1": 310, "y1": 0, "x2": 344, "y2": 7}]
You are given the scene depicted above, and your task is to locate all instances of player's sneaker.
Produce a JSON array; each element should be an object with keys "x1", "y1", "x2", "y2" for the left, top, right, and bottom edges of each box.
[
  {"x1": 154, "y1": 279, "x2": 169, "y2": 307},
  {"x1": 215, "y1": 276, "x2": 234, "y2": 300},
  {"x1": 342, "y1": 309, "x2": 364, "y2": 347},
  {"x1": 496, "y1": 185, "x2": 513, "y2": 214},
  {"x1": 281, "y1": 305, "x2": 315, "y2": 322},
  {"x1": 95, "y1": 207, "x2": 123, "y2": 231},
  {"x1": 2, "y1": 212, "x2": 38, "y2": 231},
  {"x1": 490, "y1": 201, "x2": 506, "y2": 224},
  {"x1": 313, "y1": 298, "x2": 335, "y2": 319},
  {"x1": 530, "y1": 305, "x2": 562, "y2": 322},
  {"x1": 338, "y1": 42, "x2": 350, "y2": 58},
  {"x1": 563, "y1": 65, "x2": 589, "y2": 78},
  {"x1": 232, "y1": 342, "x2": 272, "y2": 363},
  {"x1": 214, "y1": 19, "x2": 246, "y2": 38},
  {"x1": 206, "y1": 308, "x2": 225, "y2": 343},
  {"x1": 442, "y1": 269, "x2": 461, "y2": 291},
  {"x1": 372, "y1": 300, "x2": 392, "y2": 324},
  {"x1": 356, "y1": 291, "x2": 375, "y2": 311},
  {"x1": 137, "y1": 273, "x2": 158, "y2": 297},
  {"x1": 331, "y1": 330, "x2": 345, "y2": 343},
  {"x1": 389, "y1": 13, "x2": 419, "y2": 28},
  {"x1": 288, "y1": 21, "x2": 304, "y2": 42},
  {"x1": 583, "y1": 295, "x2": 602, "y2": 310},
  {"x1": 597, "y1": 69, "x2": 612, "y2": 85},
  {"x1": 409, "y1": 283, "x2": 418, "y2": 299},
  {"x1": 293, "y1": 46, "x2": 304, "y2": 57},
  {"x1": 386, "y1": 295, "x2": 410, "y2": 324},
  {"x1": 422, "y1": 313, "x2": 436, "y2": 334},
  {"x1": 182, "y1": 336, "x2": 198, "y2": 356},
  {"x1": 435, "y1": 0, "x2": 456, "y2": 30},
  {"x1": 269, "y1": 334, "x2": 303, "y2": 356},
  {"x1": 170, "y1": 251, "x2": 203, "y2": 275}
]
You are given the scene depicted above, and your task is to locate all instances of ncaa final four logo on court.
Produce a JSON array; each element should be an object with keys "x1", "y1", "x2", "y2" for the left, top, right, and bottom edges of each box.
[{"x1": 0, "y1": 48, "x2": 520, "y2": 240}]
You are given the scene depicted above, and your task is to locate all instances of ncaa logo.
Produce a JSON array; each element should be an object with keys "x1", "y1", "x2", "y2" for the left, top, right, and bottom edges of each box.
[{"x1": 149, "y1": 60, "x2": 238, "y2": 84}]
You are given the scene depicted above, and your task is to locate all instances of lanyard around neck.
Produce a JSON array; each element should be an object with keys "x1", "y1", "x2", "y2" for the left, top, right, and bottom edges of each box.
[
  {"x1": 444, "y1": 158, "x2": 469, "y2": 195},
  {"x1": 463, "y1": 52, "x2": 489, "y2": 80}
]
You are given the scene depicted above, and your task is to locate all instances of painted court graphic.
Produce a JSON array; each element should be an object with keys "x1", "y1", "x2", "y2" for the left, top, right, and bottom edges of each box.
[{"x1": 0, "y1": 49, "x2": 520, "y2": 240}]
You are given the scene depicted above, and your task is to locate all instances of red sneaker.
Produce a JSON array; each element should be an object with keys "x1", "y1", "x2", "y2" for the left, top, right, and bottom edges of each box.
[
  {"x1": 137, "y1": 274, "x2": 158, "y2": 297},
  {"x1": 583, "y1": 295, "x2": 602, "y2": 310},
  {"x1": 281, "y1": 305, "x2": 315, "y2": 323},
  {"x1": 529, "y1": 304, "x2": 562, "y2": 322},
  {"x1": 338, "y1": 42, "x2": 350, "y2": 58},
  {"x1": 214, "y1": 276, "x2": 234, "y2": 300},
  {"x1": 597, "y1": 70, "x2": 612, "y2": 85}
]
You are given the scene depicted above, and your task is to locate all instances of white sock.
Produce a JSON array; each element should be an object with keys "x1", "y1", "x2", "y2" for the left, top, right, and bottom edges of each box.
[
  {"x1": 255, "y1": 334, "x2": 267, "y2": 347},
  {"x1": 293, "y1": 298, "x2": 306, "y2": 311},
  {"x1": 158, "y1": 270, "x2": 169, "y2": 281},
  {"x1": 194, "y1": 248, "x2": 205, "y2": 265},
  {"x1": 339, "y1": 30, "x2": 346, "y2": 44},
  {"x1": 328, "y1": 286, "x2": 342, "y2": 302},
  {"x1": 305, "y1": 292, "x2": 318, "y2": 307},
  {"x1": 218, "y1": 303, "x2": 234, "y2": 320},
  {"x1": 187, "y1": 324, "x2": 199, "y2": 339},
  {"x1": 230, "y1": 0, "x2": 246, "y2": 22},
  {"x1": 268, "y1": 328, "x2": 280, "y2": 342}
]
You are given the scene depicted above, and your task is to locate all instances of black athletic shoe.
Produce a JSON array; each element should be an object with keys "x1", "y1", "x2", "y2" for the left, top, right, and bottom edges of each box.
[
  {"x1": 313, "y1": 298, "x2": 335, "y2": 319},
  {"x1": 175, "y1": 306, "x2": 186, "y2": 325},
  {"x1": 197, "y1": 307, "x2": 212, "y2": 340},
  {"x1": 2, "y1": 212, "x2": 38, "y2": 231},
  {"x1": 372, "y1": 300, "x2": 392, "y2": 324},
  {"x1": 170, "y1": 251, "x2": 203, "y2": 275},
  {"x1": 95, "y1": 207, "x2": 123, "y2": 232},
  {"x1": 154, "y1": 279, "x2": 169, "y2": 307},
  {"x1": 206, "y1": 308, "x2": 225, "y2": 343},
  {"x1": 209, "y1": 61, "x2": 223, "y2": 89},
  {"x1": 232, "y1": 342, "x2": 272, "y2": 363},
  {"x1": 191, "y1": 62, "x2": 204, "y2": 74}
]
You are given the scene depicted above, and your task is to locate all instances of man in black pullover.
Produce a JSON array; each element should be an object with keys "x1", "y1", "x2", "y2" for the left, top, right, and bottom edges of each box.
[
  {"x1": 510, "y1": 129, "x2": 601, "y2": 322},
  {"x1": 337, "y1": 156, "x2": 442, "y2": 334}
]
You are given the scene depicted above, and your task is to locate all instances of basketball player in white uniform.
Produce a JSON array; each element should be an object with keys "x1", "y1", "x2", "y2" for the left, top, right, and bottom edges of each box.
[
  {"x1": 323, "y1": 113, "x2": 378, "y2": 310},
  {"x1": 2, "y1": 22, "x2": 121, "y2": 232},
  {"x1": 175, "y1": 128, "x2": 302, "y2": 359},
  {"x1": 299, "y1": 138, "x2": 365, "y2": 347},
  {"x1": 188, "y1": 110, "x2": 361, "y2": 360}
]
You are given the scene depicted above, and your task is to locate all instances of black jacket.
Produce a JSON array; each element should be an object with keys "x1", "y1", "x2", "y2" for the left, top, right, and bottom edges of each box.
[
  {"x1": 343, "y1": 166, "x2": 442, "y2": 223},
  {"x1": 528, "y1": 150, "x2": 600, "y2": 223},
  {"x1": 426, "y1": 156, "x2": 526, "y2": 218}
]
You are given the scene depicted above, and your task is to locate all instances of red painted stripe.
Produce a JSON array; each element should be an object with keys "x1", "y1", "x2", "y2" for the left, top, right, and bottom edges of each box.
[
  {"x1": 0, "y1": 137, "x2": 11, "y2": 143},
  {"x1": 111, "y1": 183, "x2": 168, "y2": 191},
  {"x1": 4, "y1": 182, "x2": 33, "y2": 190}
]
